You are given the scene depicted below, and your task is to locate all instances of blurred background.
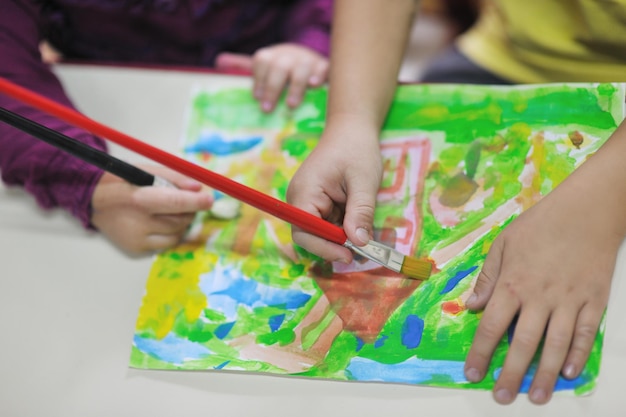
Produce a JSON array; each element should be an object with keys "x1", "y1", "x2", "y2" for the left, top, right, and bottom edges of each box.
[{"x1": 400, "y1": 0, "x2": 480, "y2": 82}]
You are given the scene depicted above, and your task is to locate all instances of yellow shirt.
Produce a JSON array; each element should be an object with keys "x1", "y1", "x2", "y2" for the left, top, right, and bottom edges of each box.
[{"x1": 457, "y1": 0, "x2": 626, "y2": 82}]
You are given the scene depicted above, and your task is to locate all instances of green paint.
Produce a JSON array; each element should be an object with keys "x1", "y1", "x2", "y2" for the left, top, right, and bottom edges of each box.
[
  {"x1": 301, "y1": 308, "x2": 337, "y2": 351},
  {"x1": 257, "y1": 328, "x2": 296, "y2": 346}
]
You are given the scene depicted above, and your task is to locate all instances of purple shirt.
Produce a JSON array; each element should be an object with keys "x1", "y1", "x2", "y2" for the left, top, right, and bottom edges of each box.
[{"x1": 0, "y1": 0, "x2": 331, "y2": 228}]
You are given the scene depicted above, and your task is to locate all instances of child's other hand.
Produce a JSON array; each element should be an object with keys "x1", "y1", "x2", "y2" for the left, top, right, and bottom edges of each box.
[
  {"x1": 90, "y1": 165, "x2": 213, "y2": 256},
  {"x1": 245, "y1": 43, "x2": 329, "y2": 112},
  {"x1": 251, "y1": 43, "x2": 328, "y2": 112},
  {"x1": 463, "y1": 169, "x2": 620, "y2": 405},
  {"x1": 215, "y1": 44, "x2": 328, "y2": 112},
  {"x1": 286, "y1": 118, "x2": 382, "y2": 262}
]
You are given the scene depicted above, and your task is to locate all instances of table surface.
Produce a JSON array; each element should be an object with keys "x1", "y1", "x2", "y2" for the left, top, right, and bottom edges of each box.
[{"x1": 1, "y1": 64, "x2": 625, "y2": 417}]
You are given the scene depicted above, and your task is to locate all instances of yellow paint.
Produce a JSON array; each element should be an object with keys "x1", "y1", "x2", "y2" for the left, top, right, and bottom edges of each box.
[{"x1": 135, "y1": 248, "x2": 217, "y2": 339}]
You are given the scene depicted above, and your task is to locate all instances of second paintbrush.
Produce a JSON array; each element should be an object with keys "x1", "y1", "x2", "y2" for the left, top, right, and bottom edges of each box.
[{"x1": 0, "y1": 106, "x2": 173, "y2": 188}]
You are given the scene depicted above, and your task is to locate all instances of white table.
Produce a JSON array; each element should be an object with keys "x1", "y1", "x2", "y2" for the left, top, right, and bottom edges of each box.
[{"x1": 1, "y1": 64, "x2": 625, "y2": 417}]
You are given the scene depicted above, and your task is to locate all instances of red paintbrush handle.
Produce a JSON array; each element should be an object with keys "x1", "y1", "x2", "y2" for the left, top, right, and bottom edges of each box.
[{"x1": 0, "y1": 77, "x2": 348, "y2": 246}]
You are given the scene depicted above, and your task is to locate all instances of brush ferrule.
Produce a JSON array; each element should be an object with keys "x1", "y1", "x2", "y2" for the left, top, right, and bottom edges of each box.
[
  {"x1": 343, "y1": 239, "x2": 403, "y2": 273},
  {"x1": 152, "y1": 176, "x2": 177, "y2": 188}
]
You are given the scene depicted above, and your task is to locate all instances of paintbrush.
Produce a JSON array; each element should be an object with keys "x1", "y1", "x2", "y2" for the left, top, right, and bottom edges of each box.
[
  {"x1": 0, "y1": 77, "x2": 432, "y2": 280},
  {"x1": 0, "y1": 106, "x2": 174, "y2": 188}
]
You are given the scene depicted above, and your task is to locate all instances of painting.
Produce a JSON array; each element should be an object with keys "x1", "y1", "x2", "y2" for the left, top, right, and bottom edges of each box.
[{"x1": 130, "y1": 79, "x2": 625, "y2": 396}]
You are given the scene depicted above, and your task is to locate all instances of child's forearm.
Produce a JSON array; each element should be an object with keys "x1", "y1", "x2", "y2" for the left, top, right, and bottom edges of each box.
[
  {"x1": 559, "y1": 121, "x2": 626, "y2": 243},
  {"x1": 326, "y1": 0, "x2": 417, "y2": 131}
]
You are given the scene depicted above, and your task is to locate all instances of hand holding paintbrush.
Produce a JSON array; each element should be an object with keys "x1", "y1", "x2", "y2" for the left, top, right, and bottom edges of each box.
[
  {"x1": 0, "y1": 77, "x2": 431, "y2": 279},
  {"x1": 0, "y1": 105, "x2": 212, "y2": 255}
]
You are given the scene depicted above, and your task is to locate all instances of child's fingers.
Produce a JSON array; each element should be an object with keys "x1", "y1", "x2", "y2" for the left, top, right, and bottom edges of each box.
[
  {"x1": 214, "y1": 52, "x2": 253, "y2": 74},
  {"x1": 286, "y1": 64, "x2": 312, "y2": 108},
  {"x1": 252, "y1": 48, "x2": 272, "y2": 102},
  {"x1": 562, "y1": 303, "x2": 605, "y2": 379},
  {"x1": 464, "y1": 286, "x2": 519, "y2": 384},
  {"x1": 145, "y1": 233, "x2": 186, "y2": 253},
  {"x1": 465, "y1": 237, "x2": 504, "y2": 310},
  {"x1": 343, "y1": 190, "x2": 377, "y2": 247},
  {"x1": 308, "y1": 59, "x2": 329, "y2": 87},
  {"x1": 149, "y1": 213, "x2": 196, "y2": 234},
  {"x1": 490, "y1": 307, "x2": 549, "y2": 404},
  {"x1": 141, "y1": 165, "x2": 204, "y2": 191},
  {"x1": 135, "y1": 187, "x2": 213, "y2": 215},
  {"x1": 527, "y1": 308, "x2": 577, "y2": 404},
  {"x1": 260, "y1": 59, "x2": 290, "y2": 112},
  {"x1": 291, "y1": 225, "x2": 353, "y2": 264}
]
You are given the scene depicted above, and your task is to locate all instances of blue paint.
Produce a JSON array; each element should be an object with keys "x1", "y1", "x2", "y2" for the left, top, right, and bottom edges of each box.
[
  {"x1": 199, "y1": 263, "x2": 311, "y2": 321},
  {"x1": 185, "y1": 133, "x2": 262, "y2": 155},
  {"x1": 440, "y1": 266, "x2": 478, "y2": 294},
  {"x1": 213, "y1": 278, "x2": 311, "y2": 309},
  {"x1": 401, "y1": 315, "x2": 424, "y2": 349},
  {"x1": 134, "y1": 334, "x2": 211, "y2": 365},
  {"x1": 264, "y1": 291, "x2": 311, "y2": 309},
  {"x1": 269, "y1": 314, "x2": 285, "y2": 332},
  {"x1": 214, "y1": 321, "x2": 235, "y2": 339},
  {"x1": 215, "y1": 361, "x2": 230, "y2": 370},
  {"x1": 347, "y1": 357, "x2": 469, "y2": 384},
  {"x1": 355, "y1": 337, "x2": 365, "y2": 352},
  {"x1": 214, "y1": 279, "x2": 261, "y2": 306},
  {"x1": 374, "y1": 335, "x2": 389, "y2": 348},
  {"x1": 493, "y1": 366, "x2": 588, "y2": 392}
]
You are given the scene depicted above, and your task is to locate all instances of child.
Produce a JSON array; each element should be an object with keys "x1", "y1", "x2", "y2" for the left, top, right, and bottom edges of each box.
[
  {"x1": 0, "y1": 0, "x2": 332, "y2": 255},
  {"x1": 286, "y1": 0, "x2": 626, "y2": 405}
]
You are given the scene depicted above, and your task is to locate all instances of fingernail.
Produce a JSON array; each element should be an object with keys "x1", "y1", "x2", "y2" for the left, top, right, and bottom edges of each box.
[
  {"x1": 262, "y1": 101, "x2": 272, "y2": 112},
  {"x1": 335, "y1": 258, "x2": 350, "y2": 264},
  {"x1": 309, "y1": 75, "x2": 320, "y2": 85},
  {"x1": 465, "y1": 367, "x2": 481, "y2": 382},
  {"x1": 530, "y1": 388, "x2": 546, "y2": 403},
  {"x1": 356, "y1": 228, "x2": 370, "y2": 244},
  {"x1": 563, "y1": 363, "x2": 577, "y2": 379},
  {"x1": 494, "y1": 388, "x2": 512, "y2": 403},
  {"x1": 287, "y1": 96, "x2": 298, "y2": 107}
]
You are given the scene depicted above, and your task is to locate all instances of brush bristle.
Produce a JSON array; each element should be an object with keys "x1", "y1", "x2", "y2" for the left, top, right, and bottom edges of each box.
[{"x1": 400, "y1": 256, "x2": 432, "y2": 280}]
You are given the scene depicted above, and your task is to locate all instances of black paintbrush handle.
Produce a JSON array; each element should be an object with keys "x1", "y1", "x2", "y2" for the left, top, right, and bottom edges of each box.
[{"x1": 0, "y1": 106, "x2": 155, "y2": 186}]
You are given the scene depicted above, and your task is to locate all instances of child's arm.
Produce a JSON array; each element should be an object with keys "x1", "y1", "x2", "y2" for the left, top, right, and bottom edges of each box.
[
  {"x1": 287, "y1": 0, "x2": 417, "y2": 261},
  {"x1": 0, "y1": 0, "x2": 108, "y2": 228},
  {"x1": 0, "y1": 1, "x2": 211, "y2": 255},
  {"x1": 286, "y1": 0, "x2": 626, "y2": 405},
  {"x1": 464, "y1": 122, "x2": 626, "y2": 405}
]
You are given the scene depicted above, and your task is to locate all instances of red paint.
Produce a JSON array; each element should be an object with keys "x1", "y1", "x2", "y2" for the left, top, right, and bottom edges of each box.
[
  {"x1": 311, "y1": 263, "x2": 423, "y2": 343},
  {"x1": 442, "y1": 299, "x2": 465, "y2": 316}
]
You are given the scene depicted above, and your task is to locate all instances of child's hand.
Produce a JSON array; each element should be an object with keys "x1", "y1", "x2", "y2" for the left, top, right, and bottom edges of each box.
[
  {"x1": 464, "y1": 155, "x2": 624, "y2": 405},
  {"x1": 251, "y1": 43, "x2": 328, "y2": 112},
  {"x1": 287, "y1": 118, "x2": 382, "y2": 262},
  {"x1": 216, "y1": 44, "x2": 328, "y2": 113},
  {"x1": 90, "y1": 165, "x2": 213, "y2": 256}
]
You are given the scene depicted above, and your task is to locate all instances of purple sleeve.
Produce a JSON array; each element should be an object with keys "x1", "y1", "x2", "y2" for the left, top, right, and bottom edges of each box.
[
  {"x1": 284, "y1": 0, "x2": 333, "y2": 57},
  {"x1": 0, "y1": 0, "x2": 107, "y2": 229}
]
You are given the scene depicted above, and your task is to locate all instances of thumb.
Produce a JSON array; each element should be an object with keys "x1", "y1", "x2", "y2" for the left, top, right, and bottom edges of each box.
[
  {"x1": 465, "y1": 236, "x2": 504, "y2": 311},
  {"x1": 215, "y1": 52, "x2": 254, "y2": 74},
  {"x1": 343, "y1": 187, "x2": 378, "y2": 247}
]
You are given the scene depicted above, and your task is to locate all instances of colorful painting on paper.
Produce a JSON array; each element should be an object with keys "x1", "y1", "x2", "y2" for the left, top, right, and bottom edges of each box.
[{"x1": 130, "y1": 80, "x2": 625, "y2": 396}]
